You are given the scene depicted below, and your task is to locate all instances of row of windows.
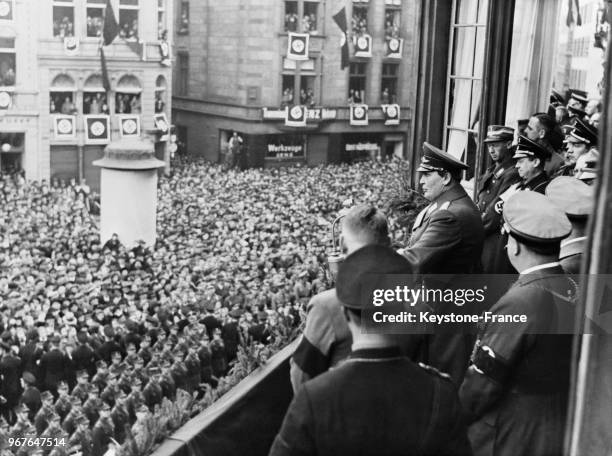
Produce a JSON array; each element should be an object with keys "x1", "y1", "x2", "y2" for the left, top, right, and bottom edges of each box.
[
  {"x1": 48, "y1": 73, "x2": 167, "y2": 114},
  {"x1": 0, "y1": 38, "x2": 15, "y2": 87},
  {"x1": 52, "y1": 0, "x2": 167, "y2": 40},
  {"x1": 570, "y1": 36, "x2": 591, "y2": 58},
  {"x1": 283, "y1": 0, "x2": 402, "y2": 38}
]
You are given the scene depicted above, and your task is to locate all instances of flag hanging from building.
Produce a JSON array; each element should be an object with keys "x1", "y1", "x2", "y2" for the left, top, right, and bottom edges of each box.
[
  {"x1": 103, "y1": 0, "x2": 119, "y2": 46},
  {"x1": 382, "y1": 104, "x2": 400, "y2": 125},
  {"x1": 385, "y1": 37, "x2": 403, "y2": 59},
  {"x1": 287, "y1": 33, "x2": 309, "y2": 60},
  {"x1": 332, "y1": 7, "x2": 349, "y2": 70},
  {"x1": 354, "y1": 34, "x2": 372, "y2": 58},
  {"x1": 350, "y1": 104, "x2": 368, "y2": 126},
  {"x1": 100, "y1": 47, "x2": 111, "y2": 92},
  {"x1": 285, "y1": 105, "x2": 307, "y2": 127}
]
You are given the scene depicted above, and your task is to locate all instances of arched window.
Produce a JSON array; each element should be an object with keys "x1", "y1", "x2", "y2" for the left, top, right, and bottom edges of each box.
[
  {"x1": 50, "y1": 73, "x2": 77, "y2": 114},
  {"x1": 154, "y1": 75, "x2": 167, "y2": 113},
  {"x1": 83, "y1": 74, "x2": 109, "y2": 114},
  {"x1": 115, "y1": 74, "x2": 142, "y2": 114}
]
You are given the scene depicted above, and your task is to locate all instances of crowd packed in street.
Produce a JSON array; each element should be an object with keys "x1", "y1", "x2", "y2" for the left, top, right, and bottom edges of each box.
[{"x1": 0, "y1": 158, "x2": 413, "y2": 455}]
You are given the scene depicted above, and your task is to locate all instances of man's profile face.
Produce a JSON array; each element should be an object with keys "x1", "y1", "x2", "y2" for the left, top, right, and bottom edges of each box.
[
  {"x1": 525, "y1": 117, "x2": 542, "y2": 141},
  {"x1": 487, "y1": 141, "x2": 508, "y2": 162},
  {"x1": 419, "y1": 171, "x2": 447, "y2": 201},
  {"x1": 565, "y1": 141, "x2": 588, "y2": 165},
  {"x1": 515, "y1": 157, "x2": 539, "y2": 180}
]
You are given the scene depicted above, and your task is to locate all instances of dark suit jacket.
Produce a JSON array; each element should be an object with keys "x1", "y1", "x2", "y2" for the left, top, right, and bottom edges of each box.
[
  {"x1": 402, "y1": 181, "x2": 484, "y2": 275},
  {"x1": 72, "y1": 343, "x2": 97, "y2": 376},
  {"x1": 270, "y1": 347, "x2": 472, "y2": 456},
  {"x1": 0, "y1": 354, "x2": 23, "y2": 406},
  {"x1": 38, "y1": 349, "x2": 69, "y2": 392},
  {"x1": 518, "y1": 171, "x2": 549, "y2": 193}
]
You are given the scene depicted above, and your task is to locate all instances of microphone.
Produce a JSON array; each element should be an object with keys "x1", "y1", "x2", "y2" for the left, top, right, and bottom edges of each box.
[{"x1": 327, "y1": 213, "x2": 346, "y2": 281}]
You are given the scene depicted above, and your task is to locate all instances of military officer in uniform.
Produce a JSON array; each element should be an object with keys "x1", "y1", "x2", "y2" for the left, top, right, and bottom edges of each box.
[
  {"x1": 91, "y1": 402, "x2": 114, "y2": 456},
  {"x1": 398, "y1": 142, "x2": 484, "y2": 383},
  {"x1": 460, "y1": 191, "x2": 575, "y2": 456},
  {"x1": 34, "y1": 391, "x2": 55, "y2": 434},
  {"x1": 546, "y1": 176, "x2": 594, "y2": 276},
  {"x1": 477, "y1": 126, "x2": 520, "y2": 274},
  {"x1": 270, "y1": 245, "x2": 472, "y2": 456}
]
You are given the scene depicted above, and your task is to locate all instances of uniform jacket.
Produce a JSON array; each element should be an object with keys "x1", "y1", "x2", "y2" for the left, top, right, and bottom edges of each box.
[
  {"x1": 518, "y1": 171, "x2": 549, "y2": 194},
  {"x1": 290, "y1": 288, "x2": 352, "y2": 392},
  {"x1": 270, "y1": 347, "x2": 472, "y2": 456},
  {"x1": 91, "y1": 416, "x2": 114, "y2": 456},
  {"x1": 71, "y1": 344, "x2": 97, "y2": 377},
  {"x1": 402, "y1": 181, "x2": 484, "y2": 274},
  {"x1": 476, "y1": 159, "x2": 520, "y2": 274},
  {"x1": 0, "y1": 354, "x2": 23, "y2": 407},
  {"x1": 20, "y1": 386, "x2": 42, "y2": 421},
  {"x1": 459, "y1": 265, "x2": 575, "y2": 456},
  {"x1": 38, "y1": 349, "x2": 69, "y2": 392}
]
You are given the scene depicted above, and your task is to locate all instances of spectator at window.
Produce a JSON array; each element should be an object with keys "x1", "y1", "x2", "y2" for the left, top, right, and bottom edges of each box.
[
  {"x1": 155, "y1": 94, "x2": 165, "y2": 113},
  {"x1": 285, "y1": 13, "x2": 298, "y2": 32},
  {"x1": 281, "y1": 88, "x2": 294, "y2": 107},
  {"x1": 179, "y1": 12, "x2": 189, "y2": 34},
  {"x1": 61, "y1": 96, "x2": 77, "y2": 115},
  {"x1": 306, "y1": 88, "x2": 315, "y2": 107},
  {"x1": 381, "y1": 87, "x2": 390, "y2": 105},
  {"x1": 0, "y1": 61, "x2": 15, "y2": 86},
  {"x1": 130, "y1": 95, "x2": 141, "y2": 114}
]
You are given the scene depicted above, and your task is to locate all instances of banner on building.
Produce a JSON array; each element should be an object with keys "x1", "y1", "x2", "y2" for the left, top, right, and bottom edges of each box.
[
  {"x1": 287, "y1": 33, "x2": 309, "y2": 61},
  {"x1": 84, "y1": 115, "x2": 110, "y2": 144},
  {"x1": 0, "y1": 91, "x2": 11, "y2": 110},
  {"x1": 350, "y1": 104, "x2": 369, "y2": 126},
  {"x1": 285, "y1": 105, "x2": 307, "y2": 127},
  {"x1": 63, "y1": 37, "x2": 80, "y2": 56},
  {"x1": 118, "y1": 115, "x2": 141, "y2": 138},
  {"x1": 0, "y1": 0, "x2": 13, "y2": 20},
  {"x1": 382, "y1": 104, "x2": 400, "y2": 125},
  {"x1": 154, "y1": 113, "x2": 170, "y2": 141},
  {"x1": 354, "y1": 34, "x2": 372, "y2": 58},
  {"x1": 385, "y1": 37, "x2": 403, "y2": 58},
  {"x1": 53, "y1": 115, "x2": 76, "y2": 140},
  {"x1": 332, "y1": 7, "x2": 349, "y2": 69}
]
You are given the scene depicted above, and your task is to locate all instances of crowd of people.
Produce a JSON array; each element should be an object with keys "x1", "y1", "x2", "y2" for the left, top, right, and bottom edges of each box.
[
  {"x1": 53, "y1": 16, "x2": 74, "y2": 38},
  {"x1": 86, "y1": 15, "x2": 104, "y2": 38},
  {"x1": 115, "y1": 94, "x2": 141, "y2": 115},
  {"x1": 83, "y1": 94, "x2": 110, "y2": 116},
  {"x1": 351, "y1": 8, "x2": 368, "y2": 36},
  {"x1": 0, "y1": 58, "x2": 16, "y2": 87},
  {"x1": 0, "y1": 158, "x2": 413, "y2": 455}
]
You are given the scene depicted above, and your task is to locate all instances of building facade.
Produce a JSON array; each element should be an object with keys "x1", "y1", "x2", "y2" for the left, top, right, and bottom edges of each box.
[
  {"x1": 172, "y1": 0, "x2": 420, "y2": 167},
  {"x1": 0, "y1": 0, "x2": 172, "y2": 190}
]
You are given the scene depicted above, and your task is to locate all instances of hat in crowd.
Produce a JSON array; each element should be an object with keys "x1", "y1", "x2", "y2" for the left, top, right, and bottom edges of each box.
[
  {"x1": 15, "y1": 403, "x2": 29, "y2": 414},
  {"x1": 41, "y1": 391, "x2": 54, "y2": 402},
  {"x1": 569, "y1": 89, "x2": 588, "y2": 106},
  {"x1": 546, "y1": 177, "x2": 594, "y2": 219},
  {"x1": 568, "y1": 118, "x2": 598, "y2": 146},
  {"x1": 70, "y1": 395, "x2": 82, "y2": 406},
  {"x1": 567, "y1": 105, "x2": 587, "y2": 119},
  {"x1": 512, "y1": 135, "x2": 550, "y2": 162},
  {"x1": 100, "y1": 401, "x2": 111, "y2": 412},
  {"x1": 483, "y1": 125, "x2": 515, "y2": 143},
  {"x1": 502, "y1": 192, "x2": 571, "y2": 245},
  {"x1": 336, "y1": 245, "x2": 412, "y2": 310},
  {"x1": 550, "y1": 88, "x2": 565, "y2": 105},
  {"x1": 103, "y1": 325, "x2": 114, "y2": 338},
  {"x1": 22, "y1": 371, "x2": 36, "y2": 385},
  {"x1": 575, "y1": 150, "x2": 600, "y2": 182},
  {"x1": 417, "y1": 142, "x2": 469, "y2": 173}
]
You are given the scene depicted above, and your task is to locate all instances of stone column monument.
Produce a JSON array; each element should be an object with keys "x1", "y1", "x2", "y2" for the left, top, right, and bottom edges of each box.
[{"x1": 93, "y1": 137, "x2": 165, "y2": 248}]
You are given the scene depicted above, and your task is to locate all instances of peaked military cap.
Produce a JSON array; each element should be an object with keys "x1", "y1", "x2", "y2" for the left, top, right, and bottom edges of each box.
[
  {"x1": 336, "y1": 245, "x2": 412, "y2": 310},
  {"x1": 503, "y1": 192, "x2": 571, "y2": 244},
  {"x1": 569, "y1": 118, "x2": 598, "y2": 145},
  {"x1": 546, "y1": 176, "x2": 594, "y2": 219},
  {"x1": 417, "y1": 142, "x2": 469, "y2": 172},
  {"x1": 568, "y1": 89, "x2": 588, "y2": 105},
  {"x1": 568, "y1": 105, "x2": 587, "y2": 119},
  {"x1": 512, "y1": 135, "x2": 550, "y2": 162},
  {"x1": 484, "y1": 125, "x2": 515, "y2": 143}
]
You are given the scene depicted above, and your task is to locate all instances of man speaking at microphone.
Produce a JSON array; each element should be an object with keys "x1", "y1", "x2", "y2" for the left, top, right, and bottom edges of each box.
[{"x1": 398, "y1": 142, "x2": 484, "y2": 383}]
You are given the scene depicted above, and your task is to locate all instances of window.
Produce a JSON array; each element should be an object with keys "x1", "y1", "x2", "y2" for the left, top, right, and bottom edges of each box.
[
  {"x1": 0, "y1": 133, "x2": 24, "y2": 174},
  {"x1": 0, "y1": 38, "x2": 16, "y2": 87},
  {"x1": 157, "y1": 0, "x2": 165, "y2": 39},
  {"x1": 50, "y1": 74, "x2": 77, "y2": 114},
  {"x1": 115, "y1": 74, "x2": 141, "y2": 114},
  {"x1": 175, "y1": 52, "x2": 189, "y2": 96},
  {"x1": 285, "y1": 1, "x2": 298, "y2": 31},
  {"x1": 444, "y1": 0, "x2": 489, "y2": 177},
  {"x1": 155, "y1": 75, "x2": 167, "y2": 113},
  {"x1": 381, "y1": 63, "x2": 399, "y2": 103},
  {"x1": 119, "y1": 0, "x2": 138, "y2": 41},
  {"x1": 352, "y1": 1, "x2": 368, "y2": 36},
  {"x1": 86, "y1": 0, "x2": 105, "y2": 38},
  {"x1": 281, "y1": 58, "x2": 317, "y2": 106},
  {"x1": 348, "y1": 62, "x2": 367, "y2": 103},
  {"x1": 83, "y1": 74, "x2": 109, "y2": 114},
  {"x1": 176, "y1": 125, "x2": 187, "y2": 156},
  {"x1": 53, "y1": 0, "x2": 74, "y2": 37},
  {"x1": 385, "y1": 3, "x2": 401, "y2": 39},
  {"x1": 285, "y1": 1, "x2": 320, "y2": 34},
  {"x1": 178, "y1": 0, "x2": 189, "y2": 34},
  {"x1": 281, "y1": 75, "x2": 295, "y2": 107},
  {"x1": 303, "y1": 2, "x2": 319, "y2": 34}
]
